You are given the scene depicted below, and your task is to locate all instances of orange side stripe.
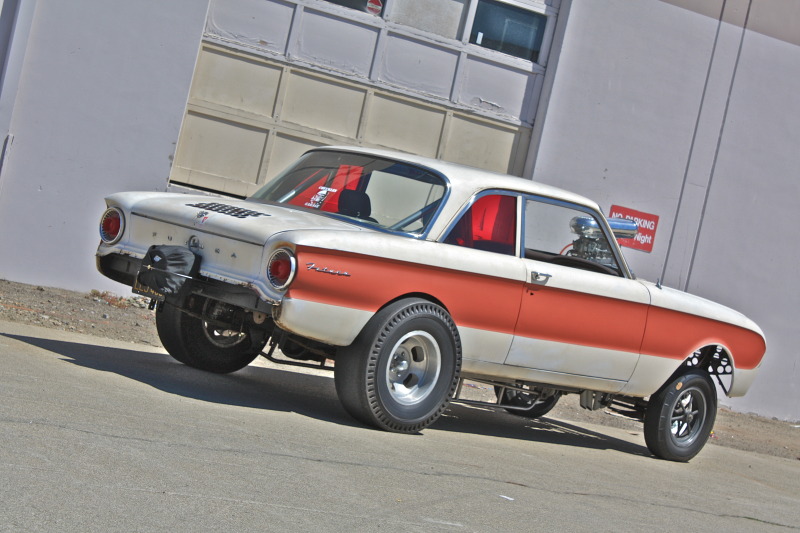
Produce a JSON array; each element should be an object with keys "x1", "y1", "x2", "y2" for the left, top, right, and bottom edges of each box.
[{"x1": 287, "y1": 246, "x2": 766, "y2": 370}]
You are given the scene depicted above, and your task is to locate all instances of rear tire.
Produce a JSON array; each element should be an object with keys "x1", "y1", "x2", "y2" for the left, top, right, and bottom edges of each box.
[
  {"x1": 334, "y1": 299, "x2": 462, "y2": 433},
  {"x1": 643, "y1": 370, "x2": 717, "y2": 462},
  {"x1": 155, "y1": 299, "x2": 265, "y2": 374}
]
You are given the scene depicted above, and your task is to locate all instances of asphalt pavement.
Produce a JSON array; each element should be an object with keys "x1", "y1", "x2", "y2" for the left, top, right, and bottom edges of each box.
[{"x1": 1, "y1": 320, "x2": 798, "y2": 532}]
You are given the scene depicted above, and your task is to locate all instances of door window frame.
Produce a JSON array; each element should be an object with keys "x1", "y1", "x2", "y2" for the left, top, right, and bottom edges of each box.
[
  {"x1": 521, "y1": 194, "x2": 636, "y2": 280},
  {"x1": 441, "y1": 189, "x2": 523, "y2": 257}
]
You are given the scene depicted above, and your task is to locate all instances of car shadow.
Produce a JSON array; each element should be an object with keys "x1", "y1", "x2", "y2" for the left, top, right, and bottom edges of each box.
[
  {"x1": 6, "y1": 333, "x2": 650, "y2": 458},
  {"x1": 437, "y1": 403, "x2": 650, "y2": 457},
  {"x1": 5, "y1": 333, "x2": 357, "y2": 426}
]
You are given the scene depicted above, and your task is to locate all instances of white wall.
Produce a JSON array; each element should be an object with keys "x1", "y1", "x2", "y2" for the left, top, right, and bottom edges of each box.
[
  {"x1": 532, "y1": 0, "x2": 799, "y2": 420},
  {"x1": 0, "y1": 0, "x2": 209, "y2": 292},
  {"x1": 684, "y1": 2, "x2": 800, "y2": 420}
]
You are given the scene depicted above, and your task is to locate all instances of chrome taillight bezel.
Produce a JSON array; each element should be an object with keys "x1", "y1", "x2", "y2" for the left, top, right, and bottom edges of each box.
[
  {"x1": 267, "y1": 248, "x2": 297, "y2": 290},
  {"x1": 99, "y1": 207, "x2": 125, "y2": 244}
]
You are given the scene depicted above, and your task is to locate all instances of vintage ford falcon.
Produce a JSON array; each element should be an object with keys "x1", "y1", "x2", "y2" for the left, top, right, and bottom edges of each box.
[{"x1": 96, "y1": 146, "x2": 766, "y2": 461}]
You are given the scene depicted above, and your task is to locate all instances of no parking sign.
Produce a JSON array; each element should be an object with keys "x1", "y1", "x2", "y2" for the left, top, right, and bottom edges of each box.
[{"x1": 609, "y1": 205, "x2": 659, "y2": 253}]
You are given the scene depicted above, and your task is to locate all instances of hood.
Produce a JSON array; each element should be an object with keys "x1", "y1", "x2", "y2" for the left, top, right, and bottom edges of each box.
[{"x1": 107, "y1": 192, "x2": 365, "y2": 245}]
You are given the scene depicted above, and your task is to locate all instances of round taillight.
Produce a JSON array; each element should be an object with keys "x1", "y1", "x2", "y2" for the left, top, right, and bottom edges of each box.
[
  {"x1": 99, "y1": 207, "x2": 124, "y2": 244},
  {"x1": 267, "y1": 248, "x2": 296, "y2": 289}
]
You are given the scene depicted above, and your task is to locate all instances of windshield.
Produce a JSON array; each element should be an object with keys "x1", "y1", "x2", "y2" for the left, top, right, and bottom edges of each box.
[{"x1": 249, "y1": 150, "x2": 447, "y2": 235}]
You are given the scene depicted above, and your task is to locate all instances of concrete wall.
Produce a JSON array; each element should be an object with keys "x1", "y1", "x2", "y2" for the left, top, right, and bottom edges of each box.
[
  {"x1": 684, "y1": 0, "x2": 800, "y2": 421},
  {"x1": 0, "y1": 0, "x2": 209, "y2": 292},
  {"x1": 532, "y1": 0, "x2": 799, "y2": 420}
]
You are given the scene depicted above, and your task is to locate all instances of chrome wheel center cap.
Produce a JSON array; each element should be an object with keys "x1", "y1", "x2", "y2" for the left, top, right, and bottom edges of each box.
[{"x1": 390, "y1": 352, "x2": 410, "y2": 377}]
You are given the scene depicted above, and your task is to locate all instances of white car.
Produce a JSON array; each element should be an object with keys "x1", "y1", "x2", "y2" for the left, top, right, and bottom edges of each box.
[{"x1": 96, "y1": 146, "x2": 766, "y2": 461}]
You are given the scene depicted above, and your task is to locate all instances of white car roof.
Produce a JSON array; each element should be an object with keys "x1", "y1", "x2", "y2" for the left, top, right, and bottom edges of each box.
[
  {"x1": 312, "y1": 146, "x2": 635, "y2": 282},
  {"x1": 316, "y1": 145, "x2": 602, "y2": 214}
]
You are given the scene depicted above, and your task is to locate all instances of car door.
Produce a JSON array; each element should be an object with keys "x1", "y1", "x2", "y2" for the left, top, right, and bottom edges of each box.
[{"x1": 506, "y1": 197, "x2": 650, "y2": 391}]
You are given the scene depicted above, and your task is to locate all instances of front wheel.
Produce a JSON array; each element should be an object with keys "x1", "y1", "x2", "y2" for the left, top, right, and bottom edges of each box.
[
  {"x1": 643, "y1": 370, "x2": 717, "y2": 462},
  {"x1": 155, "y1": 298, "x2": 266, "y2": 374},
  {"x1": 334, "y1": 298, "x2": 462, "y2": 433}
]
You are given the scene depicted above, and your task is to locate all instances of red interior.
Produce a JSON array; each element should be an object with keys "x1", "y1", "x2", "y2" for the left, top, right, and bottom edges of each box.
[
  {"x1": 446, "y1": 195, "x2": 517, "y2": 254},
  {"x1": 287, "y1": 165, "x2": 363, "y2": 212}
]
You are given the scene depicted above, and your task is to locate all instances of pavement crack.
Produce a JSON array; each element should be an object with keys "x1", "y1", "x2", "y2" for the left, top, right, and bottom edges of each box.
[{"x1": 564, "y1": 489, "x2": 799, "y2": 530}]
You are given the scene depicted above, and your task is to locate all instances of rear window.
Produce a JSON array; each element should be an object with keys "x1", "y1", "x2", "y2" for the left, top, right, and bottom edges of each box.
[{"x1": 249, "y1": 150, "x2": 447, "y2": 235}]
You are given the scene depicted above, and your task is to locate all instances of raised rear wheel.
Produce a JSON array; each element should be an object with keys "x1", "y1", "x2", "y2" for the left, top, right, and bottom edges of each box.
[
  {"x1": 155, "y1": 297, "x2": 266, "y2": 374},
  {"x1": 334, "y1": 298, "x2": 462, "y2": 433}
]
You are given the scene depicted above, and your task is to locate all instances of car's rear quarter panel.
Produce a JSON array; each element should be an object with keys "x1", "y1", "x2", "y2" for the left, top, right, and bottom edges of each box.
[{"x1": 277, "y1": 241, "x2": 526, "y2": 361}]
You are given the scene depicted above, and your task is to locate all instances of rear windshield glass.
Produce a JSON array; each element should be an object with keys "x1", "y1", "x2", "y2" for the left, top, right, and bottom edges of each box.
[{"x1": 249, "y1": 150, "x2": 447, "y2": 235}]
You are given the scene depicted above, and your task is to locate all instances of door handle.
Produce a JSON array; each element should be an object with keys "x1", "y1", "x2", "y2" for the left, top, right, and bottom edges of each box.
[{"x1": 531, "y1": 271, "x2": 552, "y2": 283}]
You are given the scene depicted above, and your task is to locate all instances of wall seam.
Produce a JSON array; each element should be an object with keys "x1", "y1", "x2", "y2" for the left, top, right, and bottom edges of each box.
[
  {"x1": 684, "y1": 0, "x2": 753, "y2": 291},
  {"x1": 660, "y1": 0, "x2": 726, "y2": 287}
]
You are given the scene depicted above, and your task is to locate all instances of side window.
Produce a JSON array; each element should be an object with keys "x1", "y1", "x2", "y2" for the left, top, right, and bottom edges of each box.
[
  {"x1": 524, "y1": 199, "x2": 621, "y2": 275},
  {"x1": 445, "y1": 194, "x2": 517, "y2": 256}
]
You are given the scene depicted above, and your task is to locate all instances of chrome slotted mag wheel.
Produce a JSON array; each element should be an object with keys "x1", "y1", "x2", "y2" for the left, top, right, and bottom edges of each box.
[
  {"x1": 334, "y1": 298, "x2": 462, "y2": 433},
  {"x1": 385, "y1": 330, "x2": 442, "y2": 406}
]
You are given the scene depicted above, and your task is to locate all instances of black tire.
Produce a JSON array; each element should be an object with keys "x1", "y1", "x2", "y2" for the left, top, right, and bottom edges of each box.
[
  {"x1": 495, "y1": 385, "x2": 561, "y2": 419},
  {"x1": 155, "y1": 300, "x2": 265, "y2": 374},
  {"x1": 334, "y1": 298, "x2": 462, "y2": 433},
  {"x1": 643, "y1": 370, "x2": 717, "y2": 462}
]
